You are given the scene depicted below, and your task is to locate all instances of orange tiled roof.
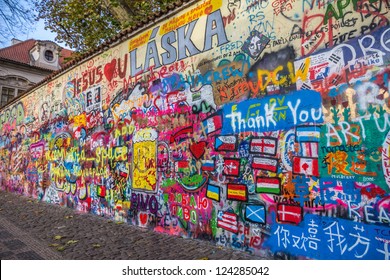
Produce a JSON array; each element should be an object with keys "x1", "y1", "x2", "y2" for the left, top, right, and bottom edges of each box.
[
  {"x1": 0, "y1": 39, "x2": 36, "y2": 65},
  {"x1": 59, "y1": 48, "x2": 74, "y2": 66},
  {"x1": 0, "y1": 39, "x2": 73, "y2": 68}
]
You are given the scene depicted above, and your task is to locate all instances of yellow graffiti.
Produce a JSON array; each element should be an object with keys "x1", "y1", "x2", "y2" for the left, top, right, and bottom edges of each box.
[
  {"x1": 73, "y1": 113, "x2": 87, "y2": 127},
  {"x1": 113, "y1": 124, "x2": 135, "y2": 139},
  {"x1": 160, "y1": 0, "x2": 222, "y2": 35},
  {"x1": 0, "y1": 149, "x2": 9, "y2": 157},
  {"x1": 256, "y1": 57, "x2": 311, "y2": 91},
  {"x1": 128, "y1": 29, "x2": 153, "y2": 51},
  {"x1": 45, "y1": 148, "x2": 67, "y2": 161},
  {"x1": 95, "y1": 146, "x2": 128, "y2": 165},
  {"x1": 133, "y1": 140, "x2": 157, "y2": 192}
]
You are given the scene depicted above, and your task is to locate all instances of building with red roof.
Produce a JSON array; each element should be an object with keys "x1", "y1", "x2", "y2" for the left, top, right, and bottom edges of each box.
[{"x1": 0, "y1": 39, "x2": 73, "y2": 107}]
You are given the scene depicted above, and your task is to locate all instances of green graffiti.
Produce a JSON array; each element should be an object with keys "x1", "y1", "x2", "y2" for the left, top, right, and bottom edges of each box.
[
  {"x1": 324, "y1": 0, "x2": 380, "y2": 24},
  {"x1": 0, "y1": 102, "x2": 24, "y2": 131},
  {"x1": 161, "y1": 178, "x2": 176, "y2": 188}
]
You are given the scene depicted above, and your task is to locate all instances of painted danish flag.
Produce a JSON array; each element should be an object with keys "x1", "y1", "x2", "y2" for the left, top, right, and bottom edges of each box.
[{"x1": 277, "y1": 204, "x2": 302, "y2": 224}]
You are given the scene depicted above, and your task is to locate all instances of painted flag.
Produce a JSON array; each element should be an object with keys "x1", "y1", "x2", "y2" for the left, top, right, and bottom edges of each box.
[
  {"x1": 329, "y1": 53, "x2": 341, "y2": 64},
  {"x1": 206, "y1": 184, "x2": 220, "y2": 201},
  {"x1": 277, "y1": 204, "x2": 302, "y2": 224},
  {"x1": 293, "y1": 157, "x2": 319, "y2": 176},
  {"x1": 217, "y1": 211, "x2": 238, "y2": 233},
  {"x1": 175, "y1": 161, "x2": 189, "y2": 173},
  {"x1": 202, "y1": 114, "x2": 222, "y2": 135},
  {"x1": 250, "y1": 137, "x2": 277, "y2": 155},
  {"x1": 223, "y1": 158, "x2": 240, "y2": 177},
  {"x1": 300, "y1": 142, "x2": 319, "y2": 157},
  {"x1": 252, "y1": 157, "x2": 278, "y2": 173},
  {"x1": 215, "y1": 135, "x2": 237, "y2": 151},
  {"x1": 296, "y1": 126, "x2": 320, "y2": 142},
  {"x1": 301, "y1": 83, "x2": 312, "y2": 90},
  {"x1": 97, "y1": 185, "x2": 106, "y2": 197},
  {"x1": 227, "y1": 184, "x2": 248, "y2": 201},
  {"x1": 256, "y1": 177, "x2": 281, "y2": 194},
  {"x1": 245, "y1": 205, "x2": 265, "y2": 224},
  {"x1": 201, "y1": 160, "x2": 215, "y2": 171}
]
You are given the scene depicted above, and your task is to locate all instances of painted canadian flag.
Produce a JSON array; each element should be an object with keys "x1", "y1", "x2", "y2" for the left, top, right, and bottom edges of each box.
[{"x1": 293, "y1": 157, "x2": 319, "y2": 177}]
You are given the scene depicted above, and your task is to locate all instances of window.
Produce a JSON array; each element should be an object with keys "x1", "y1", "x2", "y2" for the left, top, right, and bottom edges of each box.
[
  {"x1": 1, "y1": 87, "x2": 16, "y2": 107},
  {"x1": 17, "y1": 89, "x2": 25, "y2": 96},
  {"x1": 44, "y1": 50, "x2": 54, "y2": 61}
]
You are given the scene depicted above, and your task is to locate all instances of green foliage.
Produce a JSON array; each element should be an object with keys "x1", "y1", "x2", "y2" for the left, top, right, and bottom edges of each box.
[{"x1": 35, "y1": 0, "x2": 176, "y2": 52}]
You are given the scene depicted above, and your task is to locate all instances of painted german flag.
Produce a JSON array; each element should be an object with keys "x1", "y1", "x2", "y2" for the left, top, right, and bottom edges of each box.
[{"x1": 227, "y1": 184, "x2": 248, "y2": 201}]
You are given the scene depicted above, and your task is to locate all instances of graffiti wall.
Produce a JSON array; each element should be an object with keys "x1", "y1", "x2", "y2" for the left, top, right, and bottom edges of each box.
[{"x1": 1, "y1": 0, "x2": 390, "y2": 259}]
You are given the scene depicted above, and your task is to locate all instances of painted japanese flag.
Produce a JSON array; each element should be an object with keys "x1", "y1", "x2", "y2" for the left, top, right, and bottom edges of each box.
[{"x1": 293, "y1": 157, "x2": 319, "y2": 177}]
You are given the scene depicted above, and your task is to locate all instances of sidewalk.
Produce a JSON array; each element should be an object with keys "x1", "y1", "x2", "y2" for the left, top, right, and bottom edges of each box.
[{"x1": 0, "y1": 190, "x2": 269, "y2": 260}]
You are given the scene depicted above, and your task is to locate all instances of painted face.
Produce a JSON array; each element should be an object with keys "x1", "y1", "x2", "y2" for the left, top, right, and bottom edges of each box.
[
  {"x1": 228, "y1": 0, "x2": 241, "y2": 12},
  {"x1": 249, "y1": 35, "x2": 263, "y2": 58}
]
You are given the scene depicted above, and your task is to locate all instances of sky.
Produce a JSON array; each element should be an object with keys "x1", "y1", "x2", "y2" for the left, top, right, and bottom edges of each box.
[
  {"x1": 7, "y1": 18, "x2": 71, "y2": 50},
  {"x1": 27, "y1": 19, "x2": 70, "y2": 49}
]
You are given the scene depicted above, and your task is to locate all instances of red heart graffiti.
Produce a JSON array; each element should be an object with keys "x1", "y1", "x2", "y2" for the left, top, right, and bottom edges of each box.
[
  {"x1": 189, "y1": 141, "x2": 207, "y2": 160},
  {"x1": 139, "y1": 213, "x2": 148, "y2": 225},
  {"x1": 104, "y1": 59, "x2": 116, "y2": 82}
]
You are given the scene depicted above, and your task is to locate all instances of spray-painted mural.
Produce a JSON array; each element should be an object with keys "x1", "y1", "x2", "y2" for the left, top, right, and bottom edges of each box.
[{"x1": 1, "y1": 0, "x2": 390, "y2": 260}]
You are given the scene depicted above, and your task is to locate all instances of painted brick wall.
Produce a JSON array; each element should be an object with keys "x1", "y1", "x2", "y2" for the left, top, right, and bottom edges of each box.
[{"x1": 1, "y1": 0, "x2": 390, "y2": 259}]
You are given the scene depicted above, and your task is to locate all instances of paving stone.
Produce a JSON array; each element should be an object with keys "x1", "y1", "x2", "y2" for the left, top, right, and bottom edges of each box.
[
  {"x1": 3, "y1": 239, "x2": 27, "y2": 250},
  {"x1": 0, "y1": 190, "x2": 274, "y2": 260},
  {"x1": 0, "y1": 231, "x2": 13, "y2": 239},
  {"x1": 16, "y1": 251, "x2": 44, "y2": 260},
  {"x1": 0, "y1": 251, "x2": 14, "y2": 259}
]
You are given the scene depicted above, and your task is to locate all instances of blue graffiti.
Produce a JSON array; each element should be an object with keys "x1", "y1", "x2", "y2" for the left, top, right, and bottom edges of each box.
[
  {"x1": 221, "y1": 90, "x2": 323, "y2": 134},
  {"x1": 265, "y1": 214, "x2": 390, "y2": 259}
]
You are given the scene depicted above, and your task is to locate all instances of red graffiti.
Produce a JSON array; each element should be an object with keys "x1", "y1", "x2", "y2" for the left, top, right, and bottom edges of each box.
[
  {"x1": 301, "y1": 13, "x2": 333, "y2": 56},
  {"x1": 189, "y1": 141, "x2": 207, "y2": 160}
]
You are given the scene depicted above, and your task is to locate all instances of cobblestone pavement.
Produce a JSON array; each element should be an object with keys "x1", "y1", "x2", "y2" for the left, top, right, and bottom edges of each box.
[{"x1": 0, "y1": 190, "x2": 272, "y2": 260}]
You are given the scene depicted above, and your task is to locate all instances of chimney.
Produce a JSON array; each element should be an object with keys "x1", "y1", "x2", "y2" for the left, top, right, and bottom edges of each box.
[{"x1": 11, "y1": 38, "x2": 23, "y2": 45}]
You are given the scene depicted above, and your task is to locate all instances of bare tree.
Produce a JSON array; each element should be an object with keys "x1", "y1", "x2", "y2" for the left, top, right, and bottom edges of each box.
[{"x1": 0, "y1": 0, "x2": 35, "y2": 46}]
